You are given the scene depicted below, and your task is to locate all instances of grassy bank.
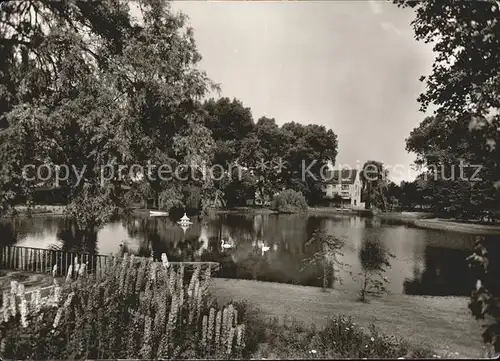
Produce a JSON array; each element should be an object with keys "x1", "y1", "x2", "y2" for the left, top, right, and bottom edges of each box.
[
  {"x1": 413, "y1": 218, "x2": 500, "y2": 235},
  {"x1": 308, "y1": 206, "x2": 373, "y2": 216},
  {"x1": 374, "y1": 211, "x2": 433, "y2": 221},
  {"x1": 210, "y1": 278, "x2": 483, "y2": 358},
  {"x1": 0, "y1": 268, "x2": 478, "y2": 358},
  {"x1": 11, "y1": 205, "x2": 66, "y2": 216},
  {"x1": 308, "y1": 208, "x2": 500, "y2": 235},
  {"x1": 209, "y1": 207, "x2": 279, "y2": 215}
]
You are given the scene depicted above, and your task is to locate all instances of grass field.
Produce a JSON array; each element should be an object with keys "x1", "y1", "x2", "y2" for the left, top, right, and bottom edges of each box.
[
  {"x1": 210, "y1": 278, "x2": 484, "y2": 358},
  {"x1": 0, "y1": 270, "x2": 485, "y2": 358}
]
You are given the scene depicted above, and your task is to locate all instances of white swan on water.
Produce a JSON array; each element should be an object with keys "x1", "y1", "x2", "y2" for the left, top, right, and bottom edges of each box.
[
  {"x1": 221, "y1": 239, "x2": 234, "y2": 249},
  {"x1": 257, "y1": 240, "x2": 270, "y2": 254}
]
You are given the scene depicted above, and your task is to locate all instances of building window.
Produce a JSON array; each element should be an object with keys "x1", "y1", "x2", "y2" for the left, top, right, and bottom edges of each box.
[{"x1": 341, "y1": 184, "x2": 349, "y2": 190}]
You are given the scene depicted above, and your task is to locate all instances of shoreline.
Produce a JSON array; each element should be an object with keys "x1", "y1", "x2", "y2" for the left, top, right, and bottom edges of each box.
[
  {"x1": 309, "y1": 207, "x2": 500, "y2": 235},
  {"x1": 6, "y1": 205, "x2": 500, "y2": 235},
  {"x1": 373, "y1": 212, "x2": 500, "y2": 235},
  {"x1": 412, "y1": 218, "x2": 500, "y2": 235}
]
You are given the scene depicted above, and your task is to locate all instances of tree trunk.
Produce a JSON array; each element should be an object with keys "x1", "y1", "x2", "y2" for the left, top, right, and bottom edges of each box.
[
  {"x1": 330, "y1": 261, "x2": 335, "y2": 289},
  {"x1": 365, "y1": 183, "x2": 372, "y2": 210},
  {"x1": 360, "y1": 270, "x2": 368, "y2": 302},
  {"x1": 323, "y1": 264, "x2": 327, "y2": 291},
  {"x1": 214, "y1": 191, "x2": 219, "y2": 208},
  {"x1": 380, "y1": 183, "x2": 388, "y2": 211}
]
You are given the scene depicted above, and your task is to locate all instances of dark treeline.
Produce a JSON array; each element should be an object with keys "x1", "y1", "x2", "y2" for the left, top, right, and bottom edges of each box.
[{"x1": 0, "y1": 1, "x2": 338, "y2": 229}]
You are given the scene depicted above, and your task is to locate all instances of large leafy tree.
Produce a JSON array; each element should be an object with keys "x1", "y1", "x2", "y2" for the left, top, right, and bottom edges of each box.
[
  {"x1": 202, "y1": 97, "x2": 255, "y2": 206},
  {"x1": 0, "y1": 0, "x2": 134, "y2": 213},
  {"x1": 0, "y1": 0, "x2": 216, "y2": 234},
  {"x1": 396, "y1": 0, "x2": 500, "y2": 353},
  {"x1": 406, "y1": 113, "x2": 497, "y2": 219},
  {"x1": 201, "y1": 97, "x2": 338, "y2": 207},
  {"x1": 281, "y1": 122, "x2": 338, "y2": 205}
]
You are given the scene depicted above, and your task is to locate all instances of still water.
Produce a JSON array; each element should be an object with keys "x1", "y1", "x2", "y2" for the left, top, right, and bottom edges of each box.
[{"x1": 0, "y1": 213, "x2": 489, "y2": 296}]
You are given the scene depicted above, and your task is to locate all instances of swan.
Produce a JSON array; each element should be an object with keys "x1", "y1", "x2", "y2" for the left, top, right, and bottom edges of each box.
[
  {"x1": 258, "y1": 241, "x2": 270, "y2": 255},
  {"x1": 221, "y1": 239, "x2": 233, "y2": 249}
]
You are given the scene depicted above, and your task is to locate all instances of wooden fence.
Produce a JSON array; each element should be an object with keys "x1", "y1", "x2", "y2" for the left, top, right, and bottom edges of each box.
[{"x1": 0, "y1": 245, "x2": 219, "y2": 279}]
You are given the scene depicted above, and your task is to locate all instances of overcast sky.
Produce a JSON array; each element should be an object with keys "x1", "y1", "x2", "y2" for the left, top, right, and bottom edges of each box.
[{"x1": 170, "y1": 0, "x2": 436, "y2": 183}]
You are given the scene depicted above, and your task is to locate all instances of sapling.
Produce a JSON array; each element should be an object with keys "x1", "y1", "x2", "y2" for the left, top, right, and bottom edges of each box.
[{"x1": 357, "y1": 238, "x2": 395, "y2": 302}]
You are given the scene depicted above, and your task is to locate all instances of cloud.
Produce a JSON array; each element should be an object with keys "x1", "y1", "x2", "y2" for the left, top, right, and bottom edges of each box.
[{"x1": 369, "y1": 0, "x2": 383, "y2": 14}]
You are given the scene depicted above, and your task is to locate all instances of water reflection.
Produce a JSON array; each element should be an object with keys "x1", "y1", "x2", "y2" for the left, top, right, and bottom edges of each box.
[{"x1": 1, "y1": 213, "x2": 491, "y2": 296}]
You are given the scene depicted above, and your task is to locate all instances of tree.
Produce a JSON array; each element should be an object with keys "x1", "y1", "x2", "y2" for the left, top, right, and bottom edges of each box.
[
  {"x1": 332, "y1": 194, "x2": 344, "y2": 208},
  {"x1": 0, "y1": 0, "x2": 134, "y2": 213},
  {"x1": 396, "y1": 0, "x2": 500, "y2": 352},
  {"x1": 0, "y1": 1, "x2": 216, "y2": 232},
  {"x1": 357, "y1": 238, "x2": 395, "y2": 302},
  {"x1": 360, "y1": 161, "x2": 388, "y2": 211},
  {"x1": 385, "y1": 181, "x2": 401, "y2": 210},
  {"x1": 270, "y1": 189, "x2": 308, "y2": 214},
  {"x1": 303, "y1": 229, "x2": 348, "y2": 291},
  {"x1": 405, "y1": 114, "x2": 495, "y2": 219},
  {"x1": 223, "y1": 168, "x2": 258, "y2": 208},
  {"x1": 399, "y1": 180, "x2": 421, "y2": 210},
  {"x1": 252, "y1": 117, "x2": 287, "y2": 201},
  {"x1": 202, "y1": 97, "x2": 255, "y2": 168},
  {"x1": 395, "y1": 0, "x2": 500, "y2": 218},
  {"x1": 281, "y1": 122, "x2": 338, "y2": 205}
]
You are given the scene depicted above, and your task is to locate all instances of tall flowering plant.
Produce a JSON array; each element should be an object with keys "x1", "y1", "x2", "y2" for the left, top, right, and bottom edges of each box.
[{"x1": 0, "y1": 254, "x2": 245, "y2": 359}]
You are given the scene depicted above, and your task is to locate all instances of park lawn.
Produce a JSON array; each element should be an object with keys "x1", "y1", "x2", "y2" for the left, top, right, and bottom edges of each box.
[
  {"x1": 210, "y1": 278, "x2": 484, "y2": 358},
  {"x1": 1, "y1": 270, "x2": 484, "y2": 358}
]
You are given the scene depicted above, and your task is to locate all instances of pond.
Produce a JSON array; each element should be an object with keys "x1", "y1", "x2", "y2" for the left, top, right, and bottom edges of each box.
[{"x1": 0, "y1": 213, "x2": 492, "y2": 296}]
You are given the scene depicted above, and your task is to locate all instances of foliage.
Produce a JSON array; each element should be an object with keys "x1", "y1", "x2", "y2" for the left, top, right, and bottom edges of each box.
[
  {"x1": 250, "y1": 313, "x2": 433, "y2": 359},
  {"x1": 405, "y1": 114, "x2": 499, "y2": 219},
  {"x1": 223, "y1": 169, "x2": 258, "y2": 208},
  {"x1": 385, "y1": 182, "x2": 401, "y2": 210},
  {"x1": 360, "y1": 161, "x2": 388, "y2": 211},
  {"x1": 0, "y1": 2, "x2": 339, "y2": 218},
  {"x1": 302, "y1": 229, "x2": 348, "y2": 290},
  {"x1": 467, "y1": 237, "x2": 500, "y2": 356},
  {"x1": 398, "y1": 180, "x2": 426, "y2": 210},
  {"x1": 394, "y1": 0, "x2": 499, "y2": 118},
  {"x1": 0, "y1": 0, "x2": 216, "y2": 226},
  {"x1": 357, "y1": 239, "x2": 395, "y2": 302},
  {"x1": 0, "y1": 255, "x2": 245, "y2": 359},
  {"x1": 270, "y1": 189, "x2": 308, "y2": 213},
  {"x1": 395, "y1": 1, "x2": 500, "y2": 348},
  {"x1": 201, "y1": 99, "x2": 339, "y2": 207},
  {"x1": 395, "y1": 0, "x2": 500, "y2": 220}
]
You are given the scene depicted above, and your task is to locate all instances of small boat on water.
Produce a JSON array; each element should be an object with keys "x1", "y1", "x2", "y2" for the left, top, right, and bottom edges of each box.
[
  {"x1": 177, "y1": 213, "x2": 193, "y2": 225},
  {"x1": 150, "y1": 210, "x2": 169, "y2": 217}
]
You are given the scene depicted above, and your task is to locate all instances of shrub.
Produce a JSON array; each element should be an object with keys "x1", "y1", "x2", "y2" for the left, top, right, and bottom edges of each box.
[
  {"x1": 302, "y1": 229, "x2": 348, "y2": 291},
  {"x1": 467, "y1": 236, "x2": 500, "y2": 357},
  {"x1": 357, "y1": 239, "x2": 395, "y2": 302},
  {"x1": 270, "y1": 189, "x2": 308, "y2": 213},
  {"x1": 0, "y1": 255, "x2": 245, "y2": 359},
  {"x1": 248, "y1": 313, "x2": 434, "y2": 359}
]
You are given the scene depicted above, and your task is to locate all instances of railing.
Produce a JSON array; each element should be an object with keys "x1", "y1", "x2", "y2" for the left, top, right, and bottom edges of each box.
[
  {"x1": 0, "y1": 245, "x2": 219, "y2": 279},
  {"x1": 0, "y1": 245, "x2": 111, "y2": 278}
]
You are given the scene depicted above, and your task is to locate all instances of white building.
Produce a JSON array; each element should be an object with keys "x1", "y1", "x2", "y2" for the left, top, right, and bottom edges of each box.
[{"x1": 323, "y1": 169, "x2": 363, "y2": 208}]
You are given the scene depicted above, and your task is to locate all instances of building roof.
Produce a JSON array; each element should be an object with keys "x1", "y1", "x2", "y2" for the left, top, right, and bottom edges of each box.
[{"x1": 324, "y1": 169, "x2": 358, "y2": 185}]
